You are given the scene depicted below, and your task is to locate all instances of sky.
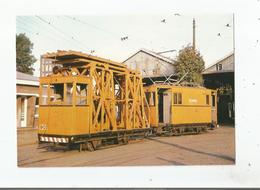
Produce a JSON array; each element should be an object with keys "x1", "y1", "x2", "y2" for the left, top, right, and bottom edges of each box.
[{"x1": 16, "y1": 14, "x2": 233, "y2": 77}]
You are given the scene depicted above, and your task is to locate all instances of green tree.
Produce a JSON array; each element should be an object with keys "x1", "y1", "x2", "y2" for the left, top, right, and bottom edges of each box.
[
  {"x1": 16, "y1": 33, "x2": 37, "y2": 75},
  {"x1": 174, "y1": 45, "x2": 205, "y2": 84}
]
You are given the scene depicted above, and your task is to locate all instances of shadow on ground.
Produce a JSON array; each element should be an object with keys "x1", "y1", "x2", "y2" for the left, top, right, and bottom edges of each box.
[{"x1": 147, "y1": 137, "x2": 235, "y2": 163}]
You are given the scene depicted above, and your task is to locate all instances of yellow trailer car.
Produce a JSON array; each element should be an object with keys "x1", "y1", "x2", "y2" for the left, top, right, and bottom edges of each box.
[{"x1": 144, "y1": 84, "x2": 217, "y2": 135}]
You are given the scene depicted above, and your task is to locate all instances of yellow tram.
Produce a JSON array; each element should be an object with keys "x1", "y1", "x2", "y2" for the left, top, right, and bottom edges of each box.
[
  {"x1": 38, "y1": 51, "x2": 150, "y2": 151},
  {"x1": 144, "y1": 84, "x2": 217, "y2": 135},
  {"x1": 38, "y1": 50, "x2": 218, "y2": 151}
]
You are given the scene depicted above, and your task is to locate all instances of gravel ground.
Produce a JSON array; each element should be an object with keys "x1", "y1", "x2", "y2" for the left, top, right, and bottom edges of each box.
[{"x1": 17, "y1": 125, "x2": 235, "y2": 167}]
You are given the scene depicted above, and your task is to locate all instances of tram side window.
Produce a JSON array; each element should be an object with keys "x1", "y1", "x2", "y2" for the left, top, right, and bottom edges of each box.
[
  {"x1": 206, "y1": 95, "x2": 209, "y2": 105},
  {"x1": 76, "y1": 83, "x2": 88, "y2": 105},
  {"x1": 65, "y1": 83, "x2": 73, "y2": 105},
  {"x1": 50, "y1": 83, "x2": 64, "y2": 103},
  {"x1": 173, "y1": 93, "x2": 182, "y2": 104},
  {"x1": 178, "y1": 93, "x2": 182, "y2": 104},
  {"x1": 40, "y1": 84, "x2": 48, "y2": 105},
  {"x1": 174, "y1": 93, "x2": 177, "y2": 104}
]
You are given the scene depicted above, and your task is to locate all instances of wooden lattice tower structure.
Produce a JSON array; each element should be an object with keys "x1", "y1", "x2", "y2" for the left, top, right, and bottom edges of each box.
[{"x1": 41, "y1": 50, "x2": 150, "y2": 133}]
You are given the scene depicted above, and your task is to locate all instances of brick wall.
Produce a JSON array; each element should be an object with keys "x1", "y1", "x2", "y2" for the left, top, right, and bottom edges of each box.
[
  {"x1": 17, "y1": 84, "x2": 39, "y2": 128},
  {"x1": 17, "y1": 84, "x2": 39, "y2": 94}
]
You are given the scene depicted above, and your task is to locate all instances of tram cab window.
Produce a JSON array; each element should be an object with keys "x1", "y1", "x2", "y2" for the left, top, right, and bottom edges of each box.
[
  {"x1": 50, "y1": 83, "x2": 64, "y2": 103},
  {"x1": 65, "y1": 83, "x2": 73, "y2": 104},
  {"x1": 76, "y1": 83, "x2": 88, "y2": 105}
]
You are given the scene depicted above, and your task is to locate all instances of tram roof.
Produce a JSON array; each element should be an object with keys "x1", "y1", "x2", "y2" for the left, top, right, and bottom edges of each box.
[{"x1": 42, "y1": 50, "x2": 127, "y2": 69}]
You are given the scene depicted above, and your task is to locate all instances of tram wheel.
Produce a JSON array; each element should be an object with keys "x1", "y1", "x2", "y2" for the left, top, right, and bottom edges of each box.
[{"x1": 86, "y1": 141, "x2": 95, "y2": 152}]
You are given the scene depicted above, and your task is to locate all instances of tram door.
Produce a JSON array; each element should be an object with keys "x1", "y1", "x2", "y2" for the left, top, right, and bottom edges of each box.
[
  {"x1": 211, "y1": 91, "x2": 217, "y2": 126},
  {"x1": 158, "y1": 92, "x2": 164, "y2": 123},
  {"x1": 158, "y1": 88, "x2": 171, "y2": 124},
  {"x1": 163, "y1": 91, "x2": 171, "y2": 124}
]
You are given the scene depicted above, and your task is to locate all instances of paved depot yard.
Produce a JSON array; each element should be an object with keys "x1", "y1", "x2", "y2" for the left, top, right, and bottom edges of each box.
[{"x1": 17, "y1": 126, "x2": 235, "y2": 167}]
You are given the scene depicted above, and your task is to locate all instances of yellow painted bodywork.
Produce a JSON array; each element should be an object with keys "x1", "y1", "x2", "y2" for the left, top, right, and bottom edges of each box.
[
  {"x1": 38, "y1": 75, "x2": 91, "y2": 136},
  {"x1": 39, "y1": 106, "x2": 90, "y2": 136},
  {"x1": 171, "y1": 105, "x2": 211, "y2": 124},
  {"x1": 144, "y1": 84, "x2": 217, "y2": 127},
  {"x1": 149, "y1": 106, "x2": 157, "y2": 125},
  {"x1": 170, "y1": 87, "x2": 212, "y2": 125}
]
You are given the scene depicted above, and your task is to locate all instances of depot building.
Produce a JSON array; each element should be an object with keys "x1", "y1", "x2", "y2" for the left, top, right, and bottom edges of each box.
[{"x1": 16, "y1": 71, "x2": 39, "y2": 128}]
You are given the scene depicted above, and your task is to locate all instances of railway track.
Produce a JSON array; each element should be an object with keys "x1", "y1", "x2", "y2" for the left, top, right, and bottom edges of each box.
[{"x1": 17, "y1": 126, "x2": 235, "y2": 167}]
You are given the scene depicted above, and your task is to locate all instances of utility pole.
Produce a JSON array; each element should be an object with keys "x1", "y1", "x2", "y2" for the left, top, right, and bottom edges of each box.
[{"x1": 193, "y1": 18, "x2": 196, "y2": 50}]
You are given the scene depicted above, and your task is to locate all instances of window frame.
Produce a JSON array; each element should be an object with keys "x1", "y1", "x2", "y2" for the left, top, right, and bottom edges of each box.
[
  {"x1": 75, "y1": 83, "x2": 88, "y2": 106},
  {"x1": 173, "y1": 92, "x2": 182, "y2": 105},
  {"x1": 178, "y1": 93, "x2": 182, "y2": 104},
  {"x1": 49, "y1": 83, "x2": 65, "y2": 105},
  {"x1": 216, "y1": 63, "x2": 223, "y2": 71},
  {"x1": 64, "y1": 83, "x2": 74, "y2": 105},
  {"x1": 39, "y1": 74, "x2": 92, "y2": 106}
]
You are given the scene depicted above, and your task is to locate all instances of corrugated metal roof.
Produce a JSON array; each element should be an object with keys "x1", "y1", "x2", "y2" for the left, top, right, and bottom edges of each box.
[
  {"x1": 16, "y1": 71, "x2": 39, "y2": 81},
  {"x1": 123, "y1": 48, "x2": 175, "y2": 64}
]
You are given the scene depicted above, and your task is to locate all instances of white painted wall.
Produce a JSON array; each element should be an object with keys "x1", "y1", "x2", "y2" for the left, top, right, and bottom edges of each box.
[{"x1": 125, "y1": 51, "x2": 175, "y2": 77}]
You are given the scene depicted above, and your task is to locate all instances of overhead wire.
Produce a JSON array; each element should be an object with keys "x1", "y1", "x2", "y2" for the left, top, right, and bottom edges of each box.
[
  {"x1": 35, "y1": 15, "x2": 91, "y2": 52},
  {"x1": 17, "y1": 15, "x2": 233, "y2": 73},
  {"x1": 16, "y1": 25, "x2": 36, "y2": 36},
  {"x1": 17, "y1": 17, "x2": 69, "y2": 45},
  {"x1": 35, "y1": 15, "x2": 87, "y2": 50},
  {"x1": 63, "y1": 15, "x2": 154, "y2": 49}
]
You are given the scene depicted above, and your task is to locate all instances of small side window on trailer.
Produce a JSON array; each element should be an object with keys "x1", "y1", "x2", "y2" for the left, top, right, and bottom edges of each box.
[
  {"x1": 178, "y1": 93, "x2": 182, "y2": 104},
  {"x1": 173, "y1": 93, "x2": 182, "y2": 104},
  {"x1": 174, "y1": 93, "x2": 178, "y2": 104}
]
